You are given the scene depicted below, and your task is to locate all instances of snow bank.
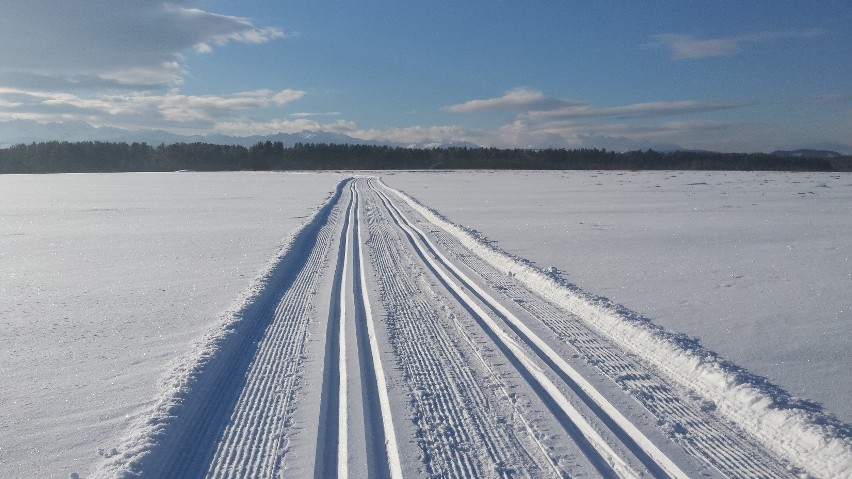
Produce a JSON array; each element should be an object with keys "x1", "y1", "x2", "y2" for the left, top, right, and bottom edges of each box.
[
  {"x1": 92, "y1": 179, "x2": 349, "y2": 478},
  {"x1": 381, "y1": 179, "x2": 852, "y2": 479}
]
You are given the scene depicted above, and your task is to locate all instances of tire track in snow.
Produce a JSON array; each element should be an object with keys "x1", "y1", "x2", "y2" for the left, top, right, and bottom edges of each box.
[
  {"x1": 205, "y1": 180, "x2": 405, "y2": 479},
  {"x1": 371, "y1": 180, "x2": 685, "y2": 478}
]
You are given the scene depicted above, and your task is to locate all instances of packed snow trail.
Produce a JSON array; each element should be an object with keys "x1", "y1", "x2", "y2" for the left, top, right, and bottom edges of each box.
[
  {"x1": 93, "y1": 176, "x2": 850, "y2": 478},
  {"x1": 313, "y1": 181, "x2": 403, "y2": 479},
  {"x1": 312, "y1": 182, "x2": 352, "y2": 479}
]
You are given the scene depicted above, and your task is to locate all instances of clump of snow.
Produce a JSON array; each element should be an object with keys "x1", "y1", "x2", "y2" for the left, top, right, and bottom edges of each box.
[{"x1": 381, "y1": 178, "x2": 852, "y2": 478}]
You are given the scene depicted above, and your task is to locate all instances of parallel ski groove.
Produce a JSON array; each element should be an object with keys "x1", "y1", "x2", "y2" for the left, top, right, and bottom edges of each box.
[
  {"x1": 352, "y1": 183, "x2": 404, "y2": 479},
  {"x1": 383, "y1": 180, "x2": 796, "y2": 479},
  {"x1": 313, "y1": 183, "x2": 354, "y2": 479},
  {"x1": 364, "y1": 186, "x2": 549, "y2": 478},
  {"x1": 338, "y1": 184, "x2": 352, "y2": 479},
  {"x1": 426, "y1": 222, "x2": 795, "y2": 478},
  {"x1": 371, "y1": 181, "x2": 651, "y2": 479}
]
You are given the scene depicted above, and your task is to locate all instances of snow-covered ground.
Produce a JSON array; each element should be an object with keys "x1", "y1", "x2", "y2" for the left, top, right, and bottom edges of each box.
[
  {"x1": 90, "y1": 177, "x2": 849, "y2": 478},
  {"x1": 3, "y1": 170, "x2": 849, "y2": 478},
  {"x1": 385, "y1": 170, "x2": 852, "y2": 424},
  {"x1": 0, "y1": 172, "x2": 342, "y2": 478}
]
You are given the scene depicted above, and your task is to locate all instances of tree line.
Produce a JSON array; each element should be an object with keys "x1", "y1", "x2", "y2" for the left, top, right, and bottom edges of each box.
[{"x1": 1, "y1": 140, "x2": 850, "y2": 173}]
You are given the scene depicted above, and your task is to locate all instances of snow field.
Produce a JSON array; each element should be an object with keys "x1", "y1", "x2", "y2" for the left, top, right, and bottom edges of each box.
[{"x1": 5, "y1": 171, "x2": 850, "y2": 478}]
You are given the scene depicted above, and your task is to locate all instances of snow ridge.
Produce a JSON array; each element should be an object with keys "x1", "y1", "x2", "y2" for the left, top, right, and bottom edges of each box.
[
  {"x1": 380, "y1": 179, "x2": 852, "y2": 479},
  {"x1": 91, "y1": 179, "x2": 350, "y2": 478},
  {"x1": 338, "y1": 185, "x2": 351, "y2": 479}
]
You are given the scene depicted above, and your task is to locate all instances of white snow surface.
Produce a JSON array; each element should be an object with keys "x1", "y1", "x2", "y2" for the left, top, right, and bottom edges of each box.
[
  {"x1": 4, "y1": 169, "x2": 850, "y2": 478},
  {"x1": 384, "y1": 170, "x2": 852, "y2": 425},
  {"x1": 0, "y1": 172, "x2": 342, "y2": 478}
]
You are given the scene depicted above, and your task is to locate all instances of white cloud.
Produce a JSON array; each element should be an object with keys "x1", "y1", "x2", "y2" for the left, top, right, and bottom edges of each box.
[
  {"x1": 213, "y1": 118, "x2": 357, "y2": 136},
  {"x1": 210, "y1": 118, "x2": 491, "y2": 146},
  {"x1": 652, "y1": 29, "x2": 824, "y2": 60},
  {"x1": 485, "y1": 118, "x2": 761, "y2": 151},
  {"x1": 222, "y1": 26, "x2": 287, "y2": 44},
  {"x1": 803, "y1": 93, "x2": 852, "y2": 105},
  {"x1": 290, "y1": 112, "x2": 342, "y2": 118},
  {"x1": 0, "y1": 1, "x2": 286, "y2": 89},
  {"x1": 448, "y1": 89, "x2": 748, "y2": 121},
  {"x1": 445, "y1": 88, "x2": 582, "y2": 113},
  {"x1": 353, "y1": 125, "x2": 487, "y2": 145},
  {"x1": 0, "y1": 87, "x2": 306, "y2": 131},
  {"x1": 196, "y1": 26, "x2": 287, "y2": 53},
  {"x1": 156, "y1": 89, "x2": 303, "y2": 122},
  {"x1": 440, "y1": 88, "x2": 766, "y2": 150},
  {"x1": 205, "y1": 90, "x2": 758, "y2": 150},
  {"x1": 214, "y1": 118, "x2": 324, "y2": 135},
  {"x1": 651, "y1": 34, "x2": 740, "y2": 60},
  {"x1": 527, "y1": 100, "x2": 750, "y2": 120},
  {"x1": 99, "y1": 63, "x2": 188, "y2": 89},
  {"x1": 271, "y1": 90, "x2": 306, "y2": 106}
]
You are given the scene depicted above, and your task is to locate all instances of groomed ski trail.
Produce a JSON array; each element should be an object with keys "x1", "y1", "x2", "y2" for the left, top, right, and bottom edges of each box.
[{"x1": 93, "y1": 176, "x2": 850, "y2": 479}]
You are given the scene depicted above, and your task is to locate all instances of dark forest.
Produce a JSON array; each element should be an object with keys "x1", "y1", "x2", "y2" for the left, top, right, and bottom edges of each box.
[{"x1": 2, "y1": 141, "x2": 849, "y2": 173}]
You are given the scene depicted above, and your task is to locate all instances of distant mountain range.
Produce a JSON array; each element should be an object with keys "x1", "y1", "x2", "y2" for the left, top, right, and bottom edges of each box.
[{"x1": 0, "y1": 119, "x2": 479, "y2": 149}]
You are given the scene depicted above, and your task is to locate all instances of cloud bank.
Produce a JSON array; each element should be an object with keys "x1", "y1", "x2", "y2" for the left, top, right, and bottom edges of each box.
[
  {"x1": 0, "y1": 1, "x2": 285, "y2": 89},
  {"x1": 446, "y1": 88, "x2": 747, "y2": 120},
  {"x1": 0, "y1": 87, "x2": 305, "y2": 132},
  {"x1": 439, "y1": 88, "x2": 761, "y2": 151},
  {"x1": 0, "y1": 1, "x2": 299, "y2": 134}
]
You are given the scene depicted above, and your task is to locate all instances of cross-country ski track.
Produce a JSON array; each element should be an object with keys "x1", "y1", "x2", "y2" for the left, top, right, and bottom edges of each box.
[{"x1": 93, "y1": 177, "x2": 851, "y2": 479}]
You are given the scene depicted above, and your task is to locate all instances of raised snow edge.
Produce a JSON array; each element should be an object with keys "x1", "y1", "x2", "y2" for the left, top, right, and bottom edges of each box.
[
  {"x1": 379, "y1": 178, "x2": 852, "y2": 479},
  {"x1": 90, "y1": 178, "x2": 350, "y2": 478}
]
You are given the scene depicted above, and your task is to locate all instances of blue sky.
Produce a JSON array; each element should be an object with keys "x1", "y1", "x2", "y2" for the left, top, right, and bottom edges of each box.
[{"x1": 1, "y1": 1, "x2": 850, "y2": 151}]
